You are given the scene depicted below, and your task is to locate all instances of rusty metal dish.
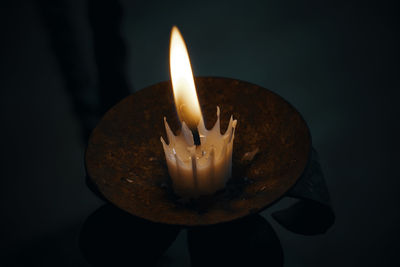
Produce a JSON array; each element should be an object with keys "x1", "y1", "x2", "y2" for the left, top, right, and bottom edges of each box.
[{"x1": 85, "y1": 77, "x2": 311, "y2": 226}]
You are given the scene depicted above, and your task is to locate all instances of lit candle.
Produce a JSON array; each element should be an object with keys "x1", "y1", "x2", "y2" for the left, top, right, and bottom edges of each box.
[{"x1": 161, "y1": 26, "x2": 237, "y2": 198}]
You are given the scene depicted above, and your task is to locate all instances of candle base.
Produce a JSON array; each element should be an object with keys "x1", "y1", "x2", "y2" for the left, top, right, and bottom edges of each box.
[{"x1": 161, "y1": 158, "x2": 256, "y2": 213}]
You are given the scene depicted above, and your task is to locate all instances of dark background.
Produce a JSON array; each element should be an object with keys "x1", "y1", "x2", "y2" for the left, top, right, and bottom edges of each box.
[{"x1": 1, "y1": 0, "x2": 399, "y2": 266}]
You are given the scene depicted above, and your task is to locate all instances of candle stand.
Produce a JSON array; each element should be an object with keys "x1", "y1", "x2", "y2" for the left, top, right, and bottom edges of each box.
[
  {"x1": 85, "y1": 77, "x2": 311, "y2": 226},
  {"x1": 82, "y1": 77, "x2": 336, "y2": 266}
]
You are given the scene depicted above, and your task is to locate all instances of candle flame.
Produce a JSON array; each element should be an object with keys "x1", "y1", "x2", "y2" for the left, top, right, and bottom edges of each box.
[{"x1": 169, "y1": 26, "x2": 202, "y2": 130}]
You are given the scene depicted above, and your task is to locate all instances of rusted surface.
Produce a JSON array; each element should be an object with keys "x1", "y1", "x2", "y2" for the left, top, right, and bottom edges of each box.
[{"x1": 85, "y1": 77, "x2": 311, "y2": 226}]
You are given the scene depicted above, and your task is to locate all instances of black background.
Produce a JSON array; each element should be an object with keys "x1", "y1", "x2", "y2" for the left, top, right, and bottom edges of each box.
[{"x1": 1, "y1": 0, "x2": 399, "y2": 266}]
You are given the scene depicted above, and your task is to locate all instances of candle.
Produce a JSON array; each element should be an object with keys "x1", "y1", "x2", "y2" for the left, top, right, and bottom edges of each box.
[{"x1": 161, "y1": 26, "x2": 237, "y2": 198}]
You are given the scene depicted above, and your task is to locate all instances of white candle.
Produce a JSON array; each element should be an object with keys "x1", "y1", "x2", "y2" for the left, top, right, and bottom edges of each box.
[{"x1": 160, "y1": 26, "x2": 237, "y2": 198}]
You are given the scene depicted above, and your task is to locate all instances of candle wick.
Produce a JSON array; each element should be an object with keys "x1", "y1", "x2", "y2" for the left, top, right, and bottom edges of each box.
[{"x1": 191, "y1": 129, "x2": 201, "y2": 146}]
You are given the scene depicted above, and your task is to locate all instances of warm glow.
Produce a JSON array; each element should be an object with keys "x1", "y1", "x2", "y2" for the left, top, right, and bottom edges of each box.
[{"x1": 169, "y1": 26, "x2": 202, "y2": 130}]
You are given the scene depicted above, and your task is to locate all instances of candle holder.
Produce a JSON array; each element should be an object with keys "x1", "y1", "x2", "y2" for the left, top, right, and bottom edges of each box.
[{"x1": 85, "y1": 77, "x2": 311, "y2": 226}]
